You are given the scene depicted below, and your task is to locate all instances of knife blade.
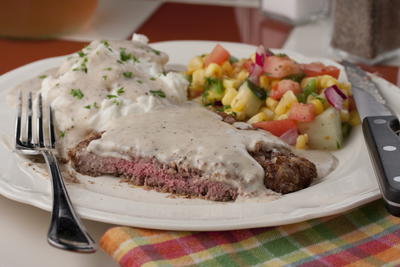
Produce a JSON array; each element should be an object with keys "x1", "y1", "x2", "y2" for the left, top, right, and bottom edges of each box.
[{"x1": 342, "y1": 61, "x2": 400, "y2": 216}]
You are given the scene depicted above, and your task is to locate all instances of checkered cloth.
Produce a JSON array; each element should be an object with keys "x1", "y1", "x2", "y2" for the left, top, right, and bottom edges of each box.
[{"x1": 100, "y1": 200, "x2": 400, "y2": 266}]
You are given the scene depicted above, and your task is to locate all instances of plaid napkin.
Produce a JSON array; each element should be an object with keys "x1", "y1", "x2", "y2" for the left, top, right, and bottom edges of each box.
[{"x1": 100, "y1": 200, "x2": 400, "y2": 267}]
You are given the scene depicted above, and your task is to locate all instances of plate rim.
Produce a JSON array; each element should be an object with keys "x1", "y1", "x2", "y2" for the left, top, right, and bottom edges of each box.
[{"x1": 0, "y1": 40, "x2": 386, "y2": 230}]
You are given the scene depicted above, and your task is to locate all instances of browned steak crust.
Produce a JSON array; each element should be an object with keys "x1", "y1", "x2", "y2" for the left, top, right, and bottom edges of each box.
[
  {"x1": 69, "y1": 133, "x2": 317, "y2": 201},
  {"x1": 251, "y1": 151, "x2": 316, "y2": 194}
]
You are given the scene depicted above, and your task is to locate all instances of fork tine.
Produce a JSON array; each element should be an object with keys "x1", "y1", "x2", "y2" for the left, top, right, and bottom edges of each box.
[
  {"x1": 26, "y1": 92, "x2": 33, "y2": 146},
  {"x1": 15, "y1": 91, "x2": 22, "y2": 146},
  {"x1": 49, "y1": 106, "x2": 56, "y2": 149},
  {"x1": 37, "y1": 93, "x2": 44, "y2": 147}
]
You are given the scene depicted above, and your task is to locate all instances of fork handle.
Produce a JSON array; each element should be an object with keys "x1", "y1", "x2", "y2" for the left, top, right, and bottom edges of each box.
[{"x1": 42, "y1": 150, "x2": 97, "y2": 253}]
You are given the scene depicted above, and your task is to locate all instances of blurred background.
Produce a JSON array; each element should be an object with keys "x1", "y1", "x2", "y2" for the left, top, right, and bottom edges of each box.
[{"x1": 1, "y1": 0, "x2": 399, "y2": 68}]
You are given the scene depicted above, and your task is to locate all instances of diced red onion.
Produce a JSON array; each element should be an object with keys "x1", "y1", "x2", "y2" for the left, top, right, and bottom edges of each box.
[
  {"x1": 279, "y1": 128, "x2": 298, "y2": 145},
  {"x1": 324, "y1": 85, "x2": 347, "y2": 110},
  {"x1": 255, "y1": 45, "x2": 266, "y2": 67},
  {"x1": 248, "y1": 63, "x2": 263, "y2": 85}
]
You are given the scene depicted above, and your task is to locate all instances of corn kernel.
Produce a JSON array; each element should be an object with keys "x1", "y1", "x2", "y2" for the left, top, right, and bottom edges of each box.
[
  {"x1": 275, "y1": 114, "x2": 289, "y2": 120},
  {"x1": 191, "y1": 69, "x2": 205, "y2": 90},
  {"x1": 236, "y1": 70, "x2": 249, "y2": 83},
  {"x1": 205, "y1": 63, "x2": 222, "y2": 78},
  {"x1": 296, "y1": 134, "x2": 309, "y2": 149},
  {"x1": 260, "y1": 107, "x2": 274, "y2": 121},
  {"x1": 222, "y1": 88, "x2": 238, "y2": 106},
  {"x1": 349, "y1": 110, "x2": 361, "y2": 126},
  {"x1": 223, "y1": 79, "x2": 238, "y2": 89},
  {"x1": 308, "y1": 99, "x2": 324, "y2": 115},
  {"x1": 301, "y1": 77, "x2": 315, "y2": 89},
  {"x1": 247, "y1": 112, "x2": 268, "y2": 124},
  {"x1": 340, "y1": 109, "x2": 350, "y2": 122},
  {"x1": 266, "y1": 97, "x2": 278, "y2": 111},
  {"x1": 339, "y1": 82, "x2": 352, "y2": 95},
  {"x1": 221, "y1": 61, "x2": 233, "y2": 76},
  {"x1": 187, "y1": 56, "x2": 204, "y2": 74},
  {"x1": 275, "y1": 90, "x2": 298, "y2": 115},
  {"x1": 231, "y1": 97, "x2": 246, "y2": 112},
  {"x1": 259, "y1": 76, "x2": 270, "y2": 90},
  {"x1": 317, "y1": 75, "x2": 339, "y2": 90}
]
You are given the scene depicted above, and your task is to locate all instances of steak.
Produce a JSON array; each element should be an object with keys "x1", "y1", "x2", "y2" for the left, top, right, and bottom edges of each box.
[{"x1": 69, "y1": 132, "x2": 317, "y2": 201}]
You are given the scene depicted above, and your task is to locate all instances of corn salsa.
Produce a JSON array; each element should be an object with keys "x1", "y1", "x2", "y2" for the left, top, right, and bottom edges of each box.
[{"x1": 186, "y1": 44, "x2": 360, "y2": 150}]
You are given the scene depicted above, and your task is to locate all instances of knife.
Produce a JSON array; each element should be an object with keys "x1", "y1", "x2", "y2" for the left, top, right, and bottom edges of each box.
[{"x1": 342, "y1": 61, "x2": 400, "y2": 217}]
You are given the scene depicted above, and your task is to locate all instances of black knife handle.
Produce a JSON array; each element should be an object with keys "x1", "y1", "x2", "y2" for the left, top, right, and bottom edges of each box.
[{"x1": 363, "y1": 116, "x2": 400, "y2": 216}]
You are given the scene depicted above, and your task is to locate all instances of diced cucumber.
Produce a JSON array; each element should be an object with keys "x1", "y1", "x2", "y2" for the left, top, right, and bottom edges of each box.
[
  {"x1": 297, "y1": 107, "x2": 343, "y2": 150},
  {"x1": 231, "y1": 81, "x2": 264, "y2": 118}
]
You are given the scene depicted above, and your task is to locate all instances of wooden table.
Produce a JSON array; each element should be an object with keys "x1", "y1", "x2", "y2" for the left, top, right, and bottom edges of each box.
[{"x1": 0, "y1": 3, "x2": 399, "y2": 267}]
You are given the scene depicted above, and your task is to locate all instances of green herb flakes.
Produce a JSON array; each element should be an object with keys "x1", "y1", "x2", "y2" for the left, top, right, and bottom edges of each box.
[
  {"x1": 151, "y1": 48, "x2": 161, "y2": 55},
  {"x1": 149, "y1": 90, "x2": 166, "y2": 98},
  {"x1": 102, "y1": 75, "x2": 108, "y2": 80},
  {"x1": 38, "y1": 75, "x2": 47, "y2": 79},
  {"x1": 117, "y1": 87, "x2": 125, "y2": 95},
  {"x1": 84, "y1": 105, "x2": 91, "y2": 109},
  {"x1": 70, "y1": 89, "x2": 84, "y2": 99},
  {"x1": 107, "y1": 94, "x2": 117, "y2": 99},
  {"x1": 123, "y1": 72, "x2": 133, "y2": 78},
  {"x1": 77, "y1": 51, "x2": 86, "y2": 58},
  {"x1": 60, "y1": 131, "x2": 65, "y2": 138},
  {"x1": 150, "y1": 77, "x2": 156, "y2": 81}
]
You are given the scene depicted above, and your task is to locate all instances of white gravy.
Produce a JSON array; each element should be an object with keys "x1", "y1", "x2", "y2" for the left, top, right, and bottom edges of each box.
[{"x1": 9, "y1": 34, "x2": 338, "y2": 199}]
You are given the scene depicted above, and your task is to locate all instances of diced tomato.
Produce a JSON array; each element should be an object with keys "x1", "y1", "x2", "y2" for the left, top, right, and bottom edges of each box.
[
  {"x1": 263, "y1": 56, "x2": 302, "y2": 79},
  {"x1": 204, "y1": 44, "x2": 230, "y2": 66},
  {"x1": 288, "y1": 103, "x2": 315, "y2": 122},
  {"x1": 301, "y1": 62, "x2": 340, "y2": 79},
  {"x1": 253, "y1": 119, "x2": 297, "y2": 137},
  {"x1": 270, "y1": 79, "x2": 301, "y2": 100}
]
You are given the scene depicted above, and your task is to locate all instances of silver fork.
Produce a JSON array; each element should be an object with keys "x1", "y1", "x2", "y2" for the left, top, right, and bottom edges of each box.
[{"x1": 15, "y1": 92, "x2": 96, "y2": 253}]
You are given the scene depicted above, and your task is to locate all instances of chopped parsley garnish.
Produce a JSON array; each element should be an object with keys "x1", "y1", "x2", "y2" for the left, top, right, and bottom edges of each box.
[
  {"x1": 72, "y1": 57, "x2": 88, "y2": 73},
  {"x1": 223, "y1": 105, "x2": 231, "y2": 110},
  {"x1": 297, "y1": 78, "x2": 317, "y2": 103},
  {"x1": 112, "y1": 100, "x2": 121, "y2": 106},
  {"x1": 119, "y1": 48, "x2": 139, "y2": 63},
  {"x1": 93, "y1": 102, "x2": 99, "y2": 109},
  {"x1": 150, "y1": 77, "x2": 156, "y2": 81},
  {"x1": 151, "y1": 48, "x2": 161, "y2": 55},
  {"x1": 84, "y1": 104, "x2": 91, "y2": 109},
  {"x1": 102, "y1": 75, "x2": 107, "y2": 80},
  {"x1": 136, "y1": 80, "x2": 143, "y2": 84},
  {"x1": 60, "y1": 131, "x2": 65, "y2": 138},
  {"x1": 229, "y1": 56, "x2": 239, "y2": 64},
  {"x1": 101, "y1": 40, "x2": 112, "y2": 51},
  {"x1": 149, "y1": 90, "x2": 166, "y2": 98},
  {"x1": 123, "y1": 72, "x2": 133, "y2": 78},
  {"x1": 38, "y1": 75, "x2": 47, "y2": 79},
  {"x1": 117, "y1": 87, "x2": 125, "y2": 95},
  {"x1": 201, "y1": 78, "x2": 224, "y2": 105},
  {"x1": 107, "y1": 94, "x2": 117, "y2": 99},
  {"x1": 77, "y1": 51, "x2": 86, "y2": 57},
  {"x1": 103, "y1": 67, "x2": 112, "y2": 71},
  {"x1": 70, "y1": 89, "x2": 84, "y2": 99},
  {"x1": 275, "y1": 53, "x2": 287, "y2": 57}
]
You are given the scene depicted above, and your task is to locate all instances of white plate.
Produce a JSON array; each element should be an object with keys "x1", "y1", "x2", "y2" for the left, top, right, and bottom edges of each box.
[{"x1": 0, "y1": 41, "x2": 397, "y2": 231}]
